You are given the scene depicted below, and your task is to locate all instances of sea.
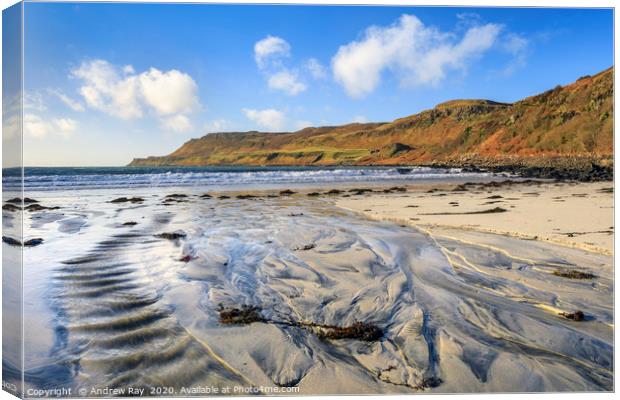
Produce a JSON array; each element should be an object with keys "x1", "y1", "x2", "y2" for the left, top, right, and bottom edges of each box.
[{"x1": 2, "y1": 166, "x2": 500, "y2": 191}]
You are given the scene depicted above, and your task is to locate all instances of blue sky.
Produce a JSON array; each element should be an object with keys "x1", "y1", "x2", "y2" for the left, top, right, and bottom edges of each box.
[{"x1": 16, "y1": 3, "x2": 614, "y2": 166}]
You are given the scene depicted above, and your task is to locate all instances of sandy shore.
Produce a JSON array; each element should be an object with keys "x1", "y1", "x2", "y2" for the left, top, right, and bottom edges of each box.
[
  {"x1": 336, "y1": 181, "x2": 614, "y2": 255},
  {"x1": 3, "y1": 181, "x2": 614, "y2": 394}
]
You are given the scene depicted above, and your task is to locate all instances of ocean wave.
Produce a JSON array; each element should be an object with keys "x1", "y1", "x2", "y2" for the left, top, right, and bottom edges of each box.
[{"x1": 2, "y1": 167, "x2": 494, "y2": 191}]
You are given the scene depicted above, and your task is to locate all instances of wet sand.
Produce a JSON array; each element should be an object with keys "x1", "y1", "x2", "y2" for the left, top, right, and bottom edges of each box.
[{"x1": 2, "y1": 182, "x2": 614, "y2": 394}]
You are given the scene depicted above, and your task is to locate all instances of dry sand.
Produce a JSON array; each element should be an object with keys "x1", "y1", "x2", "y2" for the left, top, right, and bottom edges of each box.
[{"x1": 336, "y1": 181, "x2": 614, "y2": 255}]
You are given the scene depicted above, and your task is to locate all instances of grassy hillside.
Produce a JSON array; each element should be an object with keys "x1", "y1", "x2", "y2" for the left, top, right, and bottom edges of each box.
[{"x1": 130, "y1": 67, "x2": 613, "y2": 174}]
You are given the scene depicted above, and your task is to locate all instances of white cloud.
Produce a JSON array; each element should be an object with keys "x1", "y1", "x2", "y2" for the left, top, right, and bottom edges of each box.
[
  {"x1": 306, "y1": 58, "x2": 327, "y2": 79},
  {"x1": 204, "y1": 119, "x2": 230, "y2": 133},
  {"x1": 72, "y1": 60, "x2": 143, "y2": 119},
  {"x1": 242, "y1": 108, "x2": 286, "y2": 131},
  {"x1": 24, "y1": 114, "x2": 78, "y2": 138},
  {"x1": 500, "y1": 33, "x2": 529, "y2": 75},
  {"x1": 160, "y1": 115, "x2": 193, "y2": 133},
  {"x1": 351, "y1": 115, "x2": 368, "y2": 123},
  {"x1": 53, "y1": 118, "x2": 78, "y2": 137},
  {"x1": 294, "y1": 120, "x2": 313, "y2": 130},
  {"x1": 138, "y1": 68, "x2": 199, "y2": 115},
  {"x1": 254, "y1": 36, "x2": 309, "y2": 96},
  {"x1": 71, "y1": 59, "x2": 199, "y2": 131},
  {"x1": 332, "y1": 14, "x2": 501, "y2": 97},
  {"x1": 2, "y1": 93, "x2": 21, "y2": 139},
  {"x1": 49, "y1": 89, "x2": 85, "y2": 112},
  {"x1": 3, "y1": 114, "x2": 21, "y2": 139},
  {"x1": 254, "y1": 36, "x2": 290, "y2": 68},
  {"x1": 267, "y1": 70, "x2": 307, "y2": 95},
  {"x1": 24, "y1": 91, "x2": 47, "y2": 111}
]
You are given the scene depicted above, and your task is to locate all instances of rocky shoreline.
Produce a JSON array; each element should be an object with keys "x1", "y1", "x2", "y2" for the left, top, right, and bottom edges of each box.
[{"x1": 427, "y1": 156, "x2": 613, "y2": 182}]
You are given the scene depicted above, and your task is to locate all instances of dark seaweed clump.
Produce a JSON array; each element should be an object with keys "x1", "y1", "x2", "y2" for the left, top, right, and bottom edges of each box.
[
  {"x1": 553, "y1": 269, "x2": 596, "y2": 280},
  {"x1": 559, "y1": 310, "x2": 585, "y2": 321},
  {"x1": 218, "y1": 306, "x2": 265, "y2": 325},
  {"x1": 155, "y1": 232, "x2": 187, "y2": 240},
  {"x1": 2, "y1": 204, "x2": 21, "y2": 212},
  {"x1": 25, "y1": 204, "x2": 60, "y2": 212},
  {"x1": 6, "y1": 197, "x2": 38, "y2": 204},
  {"x1": 2, "y1": 236, "x2": 44, "y2": 247},
  {"x1": 110, "y1": 197, "x2": 144, "y2": 203},
  {"x1": 294, "y1": 243, "x2": 316, "y2": 251},
  {"x1": 316, "y1": 322, "x2": 383, "y2": 341},
  {"x1": 217, "y1": 305, "x2": 383, "y2": 342}
]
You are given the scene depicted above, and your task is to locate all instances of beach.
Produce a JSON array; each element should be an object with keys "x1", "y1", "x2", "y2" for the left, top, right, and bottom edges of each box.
[
  {"x1": 336, "y1": 180, "x2": 614, "y2": 255},
  {"x1": 2, "y1": 170, "x2": 613, "y2": 394}
]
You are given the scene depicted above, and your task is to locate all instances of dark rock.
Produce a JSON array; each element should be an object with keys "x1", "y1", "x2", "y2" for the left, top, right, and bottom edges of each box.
[
  {"x1": 6, "y1": 197, "x2": 38, "y2": 204},
  {"x1": 2, "y1": 236, "x2": 21, "y2": 246},
  {"x1": 349, "y1": 188, "x2": 375, "y2": 195},
  {"x1": 24, "y1": 238, "x2": 44, "y2": 247},
  {"x1": 325, "y1": 189, "x2": 342, "y2": 195},
  {"x1": 155, "y1": 231, "x2": 187, "y2": 240},
  {"x1": 218, "y1": 195, "x2": 231, "y2": 199},
  {"x1": 165, "y1": 194, "x2": 188, "y2": 198},
  {"x1": 200, "y1": 193, "x2": 213, "y2": 198},
  {"x1": 25, "y1": 204, "x2": 60, "y2": 212},
  {"x1": 386, "y1": 186, "x2": 407, "y2": 192},
  {"x1": 3, "y1": 204, "x2": 21, "y2": 212},
  {"x1": 294, "y1": 243, "x2": 316, "y2": 251},
  {"x1": 279, "y1": 189, "x2": 296, "y2": 196},
  {"x1": 417, "y1": 377, "x2": 443, "y2": 389},
  {"x1": 2, "y1": 236, "x2": 43, "y2": 247},
  {"x1": 122, "y1": 221, "x2": 138, "y2": 226},
  {"x1": 307, "y1": 192, "x2": 321, "y2": 197},
  {"x1": 110, "y1": 197, "x2": 144, "y2": 203},
  {"x1": 560, "y1": 310, "x2": 585, "y2": 321}
]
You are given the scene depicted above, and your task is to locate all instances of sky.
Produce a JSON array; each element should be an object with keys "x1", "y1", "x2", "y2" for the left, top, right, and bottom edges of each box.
[{"x1": 6, "y1": 2, "x2": 615, "y2": 166}]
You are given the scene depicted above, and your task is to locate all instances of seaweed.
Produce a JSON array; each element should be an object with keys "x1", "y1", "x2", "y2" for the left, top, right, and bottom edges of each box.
[
  {"x1": 315, "y1": 322, "x2": 383, "y2": 341},
  {"x1": 553, "y1": 269, "x2": 596, "y2": 280},
  {"x1": 294, "y1": 243, "x2": 316, "y2": 251},
  {"x1": 155, "y1": 232, "x2": 187, "y2": 240},
  {"x1": 559, "y1": 310, "x2": 585, "y2": 321},
  {"x1": 2, "y1": 204, "x2": 21, "y2": 212},
  {"x1": 110, "y1": 197, "x2": 144, "y2": 203},
  {"x1": 218, "y1": 306, "x2": 265, "y2": 325},
  {"x1": 217, "y1": 305, "x2": 383, "y2": 342}
]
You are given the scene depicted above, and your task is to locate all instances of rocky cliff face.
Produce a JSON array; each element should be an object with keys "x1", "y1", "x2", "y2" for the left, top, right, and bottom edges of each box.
[{"x1": 130, "y1": 67, "x2": 613, "y2": 174}]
